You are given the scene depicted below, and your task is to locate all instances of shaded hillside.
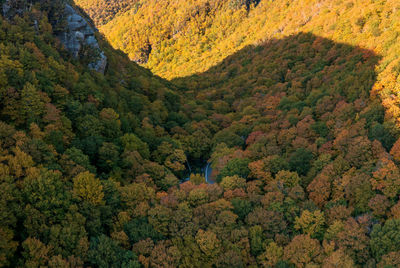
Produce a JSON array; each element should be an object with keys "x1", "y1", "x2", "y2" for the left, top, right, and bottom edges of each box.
[
  {"x1": 164, "y1": 33, "x2": 400, "y2": 267},
  {"x1": 90, "y1": 0, "x2": 396, "y2": 79},
  {"x1": 139, "y1": 33, "x2": 400, "y2": 267},
  {"x1": 95, "y1": 0, "x2": 400, "y2": 148}
]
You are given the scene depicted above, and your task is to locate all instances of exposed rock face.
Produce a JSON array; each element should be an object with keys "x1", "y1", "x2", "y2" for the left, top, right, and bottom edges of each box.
[
  {"x1": 2, "y1": 0, "x2": 24, "y2": 18},
  {"x1": 58, "y1": 4, "x2": 107, "y2": 74},
  {"x1": 2, "y1": 1, "x2": 107, "y2": 73},
  {"x1": 2, "y1": 1, "x2": 11, "y2": 17}
]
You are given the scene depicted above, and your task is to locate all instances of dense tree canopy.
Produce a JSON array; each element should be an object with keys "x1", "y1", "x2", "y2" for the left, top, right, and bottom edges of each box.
[{"x1": 3, "y1": 0, "x2": 400, "y2": 267}]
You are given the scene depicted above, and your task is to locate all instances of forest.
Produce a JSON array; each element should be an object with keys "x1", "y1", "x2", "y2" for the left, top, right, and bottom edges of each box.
[{"x1": 2, "y1": 0, "x2": 400, "y2": 267}]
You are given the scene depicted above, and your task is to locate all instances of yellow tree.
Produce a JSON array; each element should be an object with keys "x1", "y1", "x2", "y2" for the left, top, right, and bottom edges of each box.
[
  {"x1": 190, "y1": 174, "x2": 205, "y2": 185},
  {"x1": 284, "y1": 234, "x2": 323, "y2": 267},
  {"x1": 294, "y1": 210, "x2": 325, "y2": 237},
  {"x1": 195, "y1": 229, "x2": 221, "y2": 258},
  {"x1": 73, "y1": 171, "x2": 104, "y2": 205},
  {"x1": 258, "y1": 242, "x2": 283, "y2": 267}
]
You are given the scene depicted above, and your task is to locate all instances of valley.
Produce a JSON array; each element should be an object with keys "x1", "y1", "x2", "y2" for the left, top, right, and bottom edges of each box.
[{"x1": 2, "y1": 0, "x2": 400, "y2": 267}]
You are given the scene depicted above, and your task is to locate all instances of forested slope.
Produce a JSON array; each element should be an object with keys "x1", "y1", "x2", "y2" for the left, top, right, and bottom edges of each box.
[
  {"x1": 73, "y1": 0, "x2": 139, "y2": 26},
  {"x1": 3, "y1": 0, "x2": 400, "y2": 267},
  {"x1": 90, "y1": 0, "x2": 400, "y2": 85},
  {"x1": 0, "y1": 0, "x2": 188, "y2": 266}
]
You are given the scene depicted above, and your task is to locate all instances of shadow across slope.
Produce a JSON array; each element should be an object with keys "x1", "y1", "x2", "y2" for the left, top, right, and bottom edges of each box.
[
  {"x1": 172, "y1": 32, "x2": 399, "y2": 184},
  {"x1": 174, "y1": 32, "x2": 380, "y2": 105}
]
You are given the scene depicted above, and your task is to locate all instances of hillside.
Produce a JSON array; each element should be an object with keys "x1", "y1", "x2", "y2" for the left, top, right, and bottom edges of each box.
[
  {"x1": 73, "y1": 0, "x2": 140, "y2": 26},
  {"x1": 86, "y1": 0, "x2": 400, "y2": 83},
  {"x1": 0, "y1": 0, "x2": 188, "y2": 266},
  {"x1": 3, "y1": 0, "x2": 400, "y2": 267}
]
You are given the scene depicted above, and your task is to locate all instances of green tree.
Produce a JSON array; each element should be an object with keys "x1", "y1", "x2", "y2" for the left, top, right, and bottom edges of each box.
[
  {"x1": 22, "y1": 169, "x2": 71, "y2": 228},
  {"x1": 249, "y1": 225, "x2": 264, "y2": 256},
  {"x1": 120, "y1": 133, "x2": 150, "y2": 159},
  {"x1": 98, "y1": 142, "x2": 120, "y2": 173},
  {"x1": 124, "y1": 217, "x2": 164, "y2": 244},
  {"x1": 217, "y1": 158, "x2": 250, "y2": 182},
  {"x1": 289, "y1": 148, "x2": 313, "y2": 176},
  {"x1": 88, "y1": 235, "x2": 140, "y2": 268},
  {"x1": 371, "y1": 219, "x2": 400, "y2": 260},
  {"x1": 20, "y1": 83, "x2": 46, "y2": 126},
  {"x1": 99, "y1": 108, "x2": 122, "y2": 140},
  {"x1": 231, "y1": 198, "x2": 252, "y2": 221}
]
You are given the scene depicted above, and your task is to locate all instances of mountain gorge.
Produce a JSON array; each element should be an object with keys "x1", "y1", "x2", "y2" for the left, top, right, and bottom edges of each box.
[{"x1": 2, "y1": 0, "x2": 400, "y2": 267}]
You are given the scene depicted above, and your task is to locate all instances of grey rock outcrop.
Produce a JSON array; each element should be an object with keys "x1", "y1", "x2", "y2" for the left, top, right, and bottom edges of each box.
[
  {"x1": 2, "y1": 0, "x2": 24, "y2": 18},
  {"x1": 58, "y1": 4, "x2": 107, "y2": 74},
  {"x1": 2, "y1": 0, "x2": 11, "y2": 17},
  {"x1": 2, "y1": 1, "x2": 107, "y2": 73}
]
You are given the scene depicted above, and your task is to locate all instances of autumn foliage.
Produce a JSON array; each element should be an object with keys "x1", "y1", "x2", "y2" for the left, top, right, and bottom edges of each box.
[{"x1": 3, "y1": 0, "x2": 400, "y2": 267}]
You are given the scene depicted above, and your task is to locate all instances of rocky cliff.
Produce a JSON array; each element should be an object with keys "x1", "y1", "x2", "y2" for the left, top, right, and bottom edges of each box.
[
  {"x1": 2, "y1": 0, "x2": 107, "y2": 74},
  {"x1": 58, "y1": 4, "x2": 107, "y2": 73}
]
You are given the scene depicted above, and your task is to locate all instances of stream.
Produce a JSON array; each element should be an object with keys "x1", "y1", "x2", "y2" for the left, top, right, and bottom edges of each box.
[{"x1": 181, "y1": 162, "x2": 214, "y2": 184}]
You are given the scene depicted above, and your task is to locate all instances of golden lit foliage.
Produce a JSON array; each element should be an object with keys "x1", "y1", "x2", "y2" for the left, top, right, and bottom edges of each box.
[{"x1": 73, "y1": 171, "x2": 104, "y2": 205}]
